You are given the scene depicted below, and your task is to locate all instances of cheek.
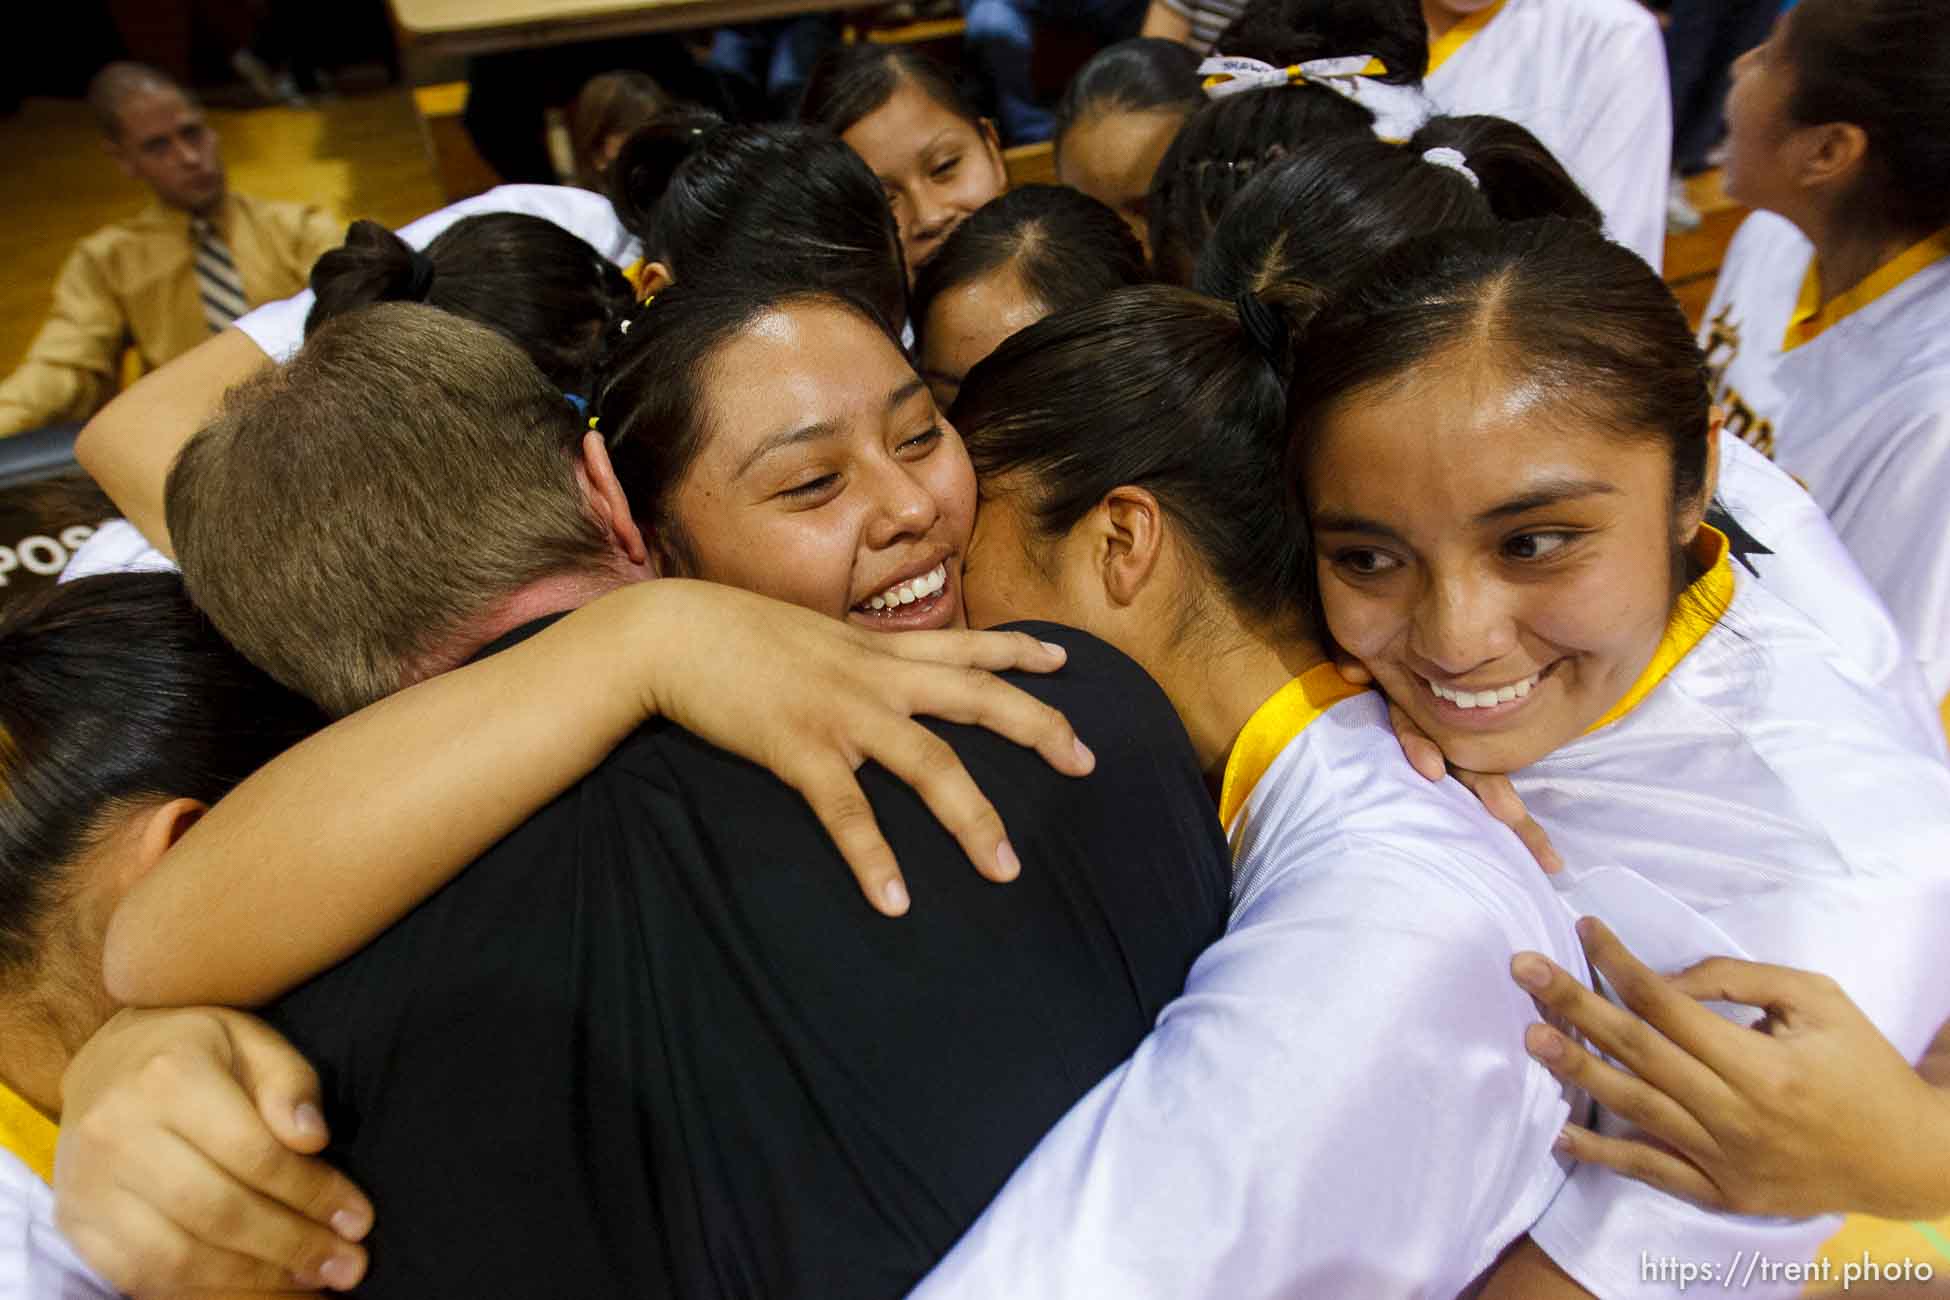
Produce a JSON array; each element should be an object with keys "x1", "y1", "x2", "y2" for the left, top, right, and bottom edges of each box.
[{"x1": 1314, "y1": 562, "x2": 1407, "y2": 658}]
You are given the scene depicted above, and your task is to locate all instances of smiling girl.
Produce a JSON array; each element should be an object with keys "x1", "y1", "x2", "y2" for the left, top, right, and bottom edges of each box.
[
  {"x1": 798, "y1": 47, "x2": 1008, "y2": 280},
  {"x1": 1294, "y1": 219, "x2": 1950, "y2": 1297}
]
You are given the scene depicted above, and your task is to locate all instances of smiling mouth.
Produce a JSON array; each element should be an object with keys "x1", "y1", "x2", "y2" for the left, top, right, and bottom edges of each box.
[
  {"x1": 1422, "y1": 666, "x2": 1545, "y2": 711},
  {"x1": 853, "y1": 561, "x2": 948, "y2": 616}
]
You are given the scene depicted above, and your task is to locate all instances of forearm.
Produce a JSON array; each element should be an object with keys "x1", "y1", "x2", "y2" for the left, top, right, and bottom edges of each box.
[
  {"x1": 73, "y1": 327, "x2": 270, "y2": 554},
  {"x1": 103, "y1": 581, "x2": 681, "y2": 1008}
]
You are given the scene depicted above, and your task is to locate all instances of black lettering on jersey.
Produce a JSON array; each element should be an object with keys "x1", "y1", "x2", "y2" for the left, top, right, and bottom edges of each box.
[
  {"x1": 1700, "y1": 304, "x2": 1776, "y2": 458},
  {"x1": 1705, "y1": 502, "x2": 1773, "y2": 578}
]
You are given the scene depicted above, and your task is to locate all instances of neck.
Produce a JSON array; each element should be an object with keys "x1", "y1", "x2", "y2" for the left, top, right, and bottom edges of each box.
[
  {"x1": 0, "y1": 965, "x2": 113, "y2": 1121},
  {"x1": 1422, "y1": 0, "x2": 1461, "y2": 39},
  {"x1": 413, "y1": 567, "x2": 638, "y2": 683},
  {"x1": 1803, "y1": 209, "x2": 1929, "y2": 310},
  {"x1": 1148, "y1": 613, "x2": 1327, "y2": 783}
]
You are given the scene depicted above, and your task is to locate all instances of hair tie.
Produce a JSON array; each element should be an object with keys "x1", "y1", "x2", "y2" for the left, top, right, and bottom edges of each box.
[
  {"x1": 404, "y1": 247, "x2": 437, "y2": 302},
  {"x1": 1235, "y1": 291, "x2": 1289, "y2": 372},
  {"x1": 1197, "y1": 54, "x2": 1430, "y2": 141},
  {"x1": 1421, "y1": 146, "x2": 1480, "y2": 189}
]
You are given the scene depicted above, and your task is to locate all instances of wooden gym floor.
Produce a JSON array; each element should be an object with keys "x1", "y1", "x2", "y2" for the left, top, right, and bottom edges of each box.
[{"x1": 0, "y1": 91, "x2": 1741, "y2": 375}]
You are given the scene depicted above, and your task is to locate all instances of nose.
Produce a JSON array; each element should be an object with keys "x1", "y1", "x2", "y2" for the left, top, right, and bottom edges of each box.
[
  {"x1": 862, "y1": 455, "x2": 941, "y2": 550},
  {"x1": 1408, "y1": 567, "x2": 1519, "y2": 677},
  {"x1": 907, "y1": 192, "x2": 958, "y2": 251}
]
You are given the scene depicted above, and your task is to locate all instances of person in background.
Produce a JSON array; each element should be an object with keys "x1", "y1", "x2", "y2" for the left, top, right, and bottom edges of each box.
[
  {"x1": 1419, "y1": 0, "x2": 1671, "y2": 269},
  {"x1": 706, "y1": 17, "x2": 840, "y2": 120},
  {"x1": 1699, "y1": 0, "x2": 1950, "y2": 729},
  {"x1": 568, "y1": 70, "x2": 674, "y2": 192},
  {"x1": 799, "y1": 46, "x2": 1008, "y2": 279},
  {"x1": 1049, "y1": 37, "x2": 1201, "y2": 253},
  {"x1": 960, "y1": 0, "x2": 1146, "y2": 146},
  {"x1": 912, "y1": 185, "x2": 1146, "y2": 408},
  {"x1": 0, "y1": 62, "x2": 341, "y2": 437},
  {"x1": 1660, "y1": 0, "x2": 1776, "y2": 231}
]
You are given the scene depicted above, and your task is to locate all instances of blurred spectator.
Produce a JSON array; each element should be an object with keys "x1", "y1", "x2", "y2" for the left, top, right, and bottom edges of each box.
[
  {"x1": 966, "y1": 0, "x2": 1147, "y2": 143},
  {"x1": 707, "y1": 17, "x2": 840, "y2": 120},
  {"x1": 0, "y1": 63, "x2": 340, "y2": 438},
  {"x1": 462, "y1": 39, "x2": 734, "y2": 185},
  {"x1": 570, "y1": 71, "x2": 676, "y2": 191},
  {"x1": 1663, "y1": 0, "x2": 1776, "y2": 229}
]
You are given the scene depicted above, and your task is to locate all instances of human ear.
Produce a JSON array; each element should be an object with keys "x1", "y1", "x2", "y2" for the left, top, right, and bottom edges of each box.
[
  {"x1": 637, "y1": 261, "x2": 674, "y2": 299},
  {"x1": 577, "y1": 432, "x2": 653, "y2": 570},
  {"x1": 1098, "y1": 485, "x2": 1167, "y2": 608},
  {"x1": 124, "y1": 798, "x2": 209, "y2": 891},
  {"x1": 1795, "y1": 121, "x2": 1869, "y2": 197}
]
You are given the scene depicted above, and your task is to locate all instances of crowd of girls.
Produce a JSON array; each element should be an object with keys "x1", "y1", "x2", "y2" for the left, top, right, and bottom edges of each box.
[{"x1": 5, "y1": 0, "x2": 1949, "y2": 1294}]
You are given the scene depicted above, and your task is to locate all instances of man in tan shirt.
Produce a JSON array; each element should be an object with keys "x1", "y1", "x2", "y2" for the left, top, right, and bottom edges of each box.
[{"x1": 0, "y1": 64, "x2": 342, "y2": 436}]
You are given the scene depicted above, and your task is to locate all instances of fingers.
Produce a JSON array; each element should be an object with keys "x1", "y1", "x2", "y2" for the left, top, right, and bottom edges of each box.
[
  {"x1": 1576, "y1": 920, "x2": 1762, "y2": 1080},
  {"x1": 58, "y1": 1121, "x2": 367, "y2": 1295},
  {"x1": 1453, "y1": 771, "x2": 1563, "y2": 874},
  {"x1": 1386, "y1": 702, "x2": 1445, "y2": 782},
  {"x1": 1551, "y1": 1122, "x2": 1729, "y2": 1211},
  {"x1": 865, "y1": 720, "x2": 1025, "y2": 890},
  {"x1": 1524, "y1": 1024, "x2": 1718, "y2": 1161},
  {"x1": 137, "y1": 1032, "x2": 373, "y2": 1249},
  {"x1": 138, "y1": 1129, "x2": 370, "y2": 1290},
  {"x1": 794, "y1": 761, "x2": 911, "y2": 916},
  {"x1": 1510, "y1": 942, "x2": 1726, "y2": 1107},
  {"x1": 63, "y1": 1190, "x2": 339, "y2": 1295},
  {"x1": 896, "y1": 665, "x2": 1094, "y2": 777},
  {"x1": 222, "y1": 1014, "x2": 335, "y2": 1159},
  {"x1": 880, "y1": 628, "x2": 1069, "y2": 676},
  {"x1": 1662, "y1": 953, "x2": 1836, "y2": 1019}
]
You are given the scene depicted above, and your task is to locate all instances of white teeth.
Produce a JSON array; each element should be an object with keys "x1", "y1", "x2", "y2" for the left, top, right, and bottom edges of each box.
[
  {"x1": 860, "y1": 563, "x2": 946, "y2": 613},
  {"x1": 1425, "y1": 669, "x2": 1542, "y2": 709}
]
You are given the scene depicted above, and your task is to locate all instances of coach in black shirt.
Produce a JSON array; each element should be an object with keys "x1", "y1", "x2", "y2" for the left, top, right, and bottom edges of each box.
[{"x1": 267, "y1": 618, "x2": 1227, "y2": 1297}]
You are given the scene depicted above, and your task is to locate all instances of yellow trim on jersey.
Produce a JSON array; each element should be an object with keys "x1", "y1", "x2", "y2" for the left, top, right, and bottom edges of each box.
[
  {"x1": 0, "y1": 1077, "x2": 58, "y2": 1186},
  {"x1": 1426, "y1": 1, "x2": 1507, "y2": 77},
  {"x1": 1587, "y1": 525, "x2": 1734, "y2": 734},
  {"x1": 1938, "y1": 686, "x2": 1948, "y2": 746},
  {"x1": 1783, "y1": 225, "x2": 1950, "y2": 352},
  {"x1": 1218, "y1": 663, "x2": 1369, "y2": 830}
]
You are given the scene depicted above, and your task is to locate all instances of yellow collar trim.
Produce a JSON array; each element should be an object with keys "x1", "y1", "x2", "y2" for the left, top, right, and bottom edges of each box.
[
  {"x1": 1426, "y1": 1, "x2": 1507, "y2": 77},
  {"x1": 0, "y1": 1077, "x2": 57, "y2": 1185},
  {"x1": 1784, "y1": 226, "x2": 1950, "y2": 352},
  {"x1": 1218, "y1": 663, "x2": 1368, "y2": 829},
  {"x1": 1586, "y1": 525, "x2": 1734, "y2": 734}
]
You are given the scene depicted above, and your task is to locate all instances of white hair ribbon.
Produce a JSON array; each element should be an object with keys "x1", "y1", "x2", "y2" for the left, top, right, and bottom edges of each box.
[
  {"x1": 1421, "y1": 145, "x2": 1481, "y2": 189},
  {"x1": 1196, "y1": 54, "x2": 1432, "y2": 142}
]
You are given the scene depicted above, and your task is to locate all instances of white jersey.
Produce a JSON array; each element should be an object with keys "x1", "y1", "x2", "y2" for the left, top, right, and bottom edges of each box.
[
  {"x1": 1519, "y1": 528, "x2": 1950, "y2": 1297},
  {"x1": 1422, "y1": 0, "x2": 1670, "y2": 271},
  {"x1": 0, "y1": 1087, "x2": 114, "y2": 1300},
  {"x1": 234, "y1": 184, "x2": 639, "y2": 363},
  {"x1": 914, "y1": 670, "x2": 1585, "y2": 1298},
  {"x1": 59, "y1": 517, "x2": 175, "y2": 583},
  {"x1": 1700, "y1": 211, "x2": 1950, "y2": 704},
  {"x1": 1712, "y1": 434, "x2": 1945, "y2": 754}
]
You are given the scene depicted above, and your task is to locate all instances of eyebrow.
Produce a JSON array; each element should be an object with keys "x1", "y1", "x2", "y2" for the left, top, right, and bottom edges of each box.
[
  {"x1": 1311, "y1": 476, "x2": 1620, "y2": 540},
  {"x1": 734, "y1": 378, "x2": 930, "y2": 479},
  {"x1": 1472, "y1": 476, "x2": 1620, "y2": 524}
]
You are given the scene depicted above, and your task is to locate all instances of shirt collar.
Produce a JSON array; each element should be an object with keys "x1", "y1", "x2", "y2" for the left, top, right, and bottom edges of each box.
[
  {"x1": 1585, "y1": 524, "x2": 1735, "y2": 734},
  {"x1": 0, "y1": 1076, "x2": 58, "y2": 1185},
  {"x1": 1218, "y1": 662, "x2": 1368, "y2": 830},
  {"x1": 1784, "y1": 225, "x2": 1950, "y2": 352},
  {"x1": 1427, "y1": 0, "x2": 1508, "y2": 77}
]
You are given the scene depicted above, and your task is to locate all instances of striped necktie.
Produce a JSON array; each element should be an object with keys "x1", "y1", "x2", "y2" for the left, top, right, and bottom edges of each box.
[{"x1": 193, "y1": 218, "x2": 250, "y2": 332}]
